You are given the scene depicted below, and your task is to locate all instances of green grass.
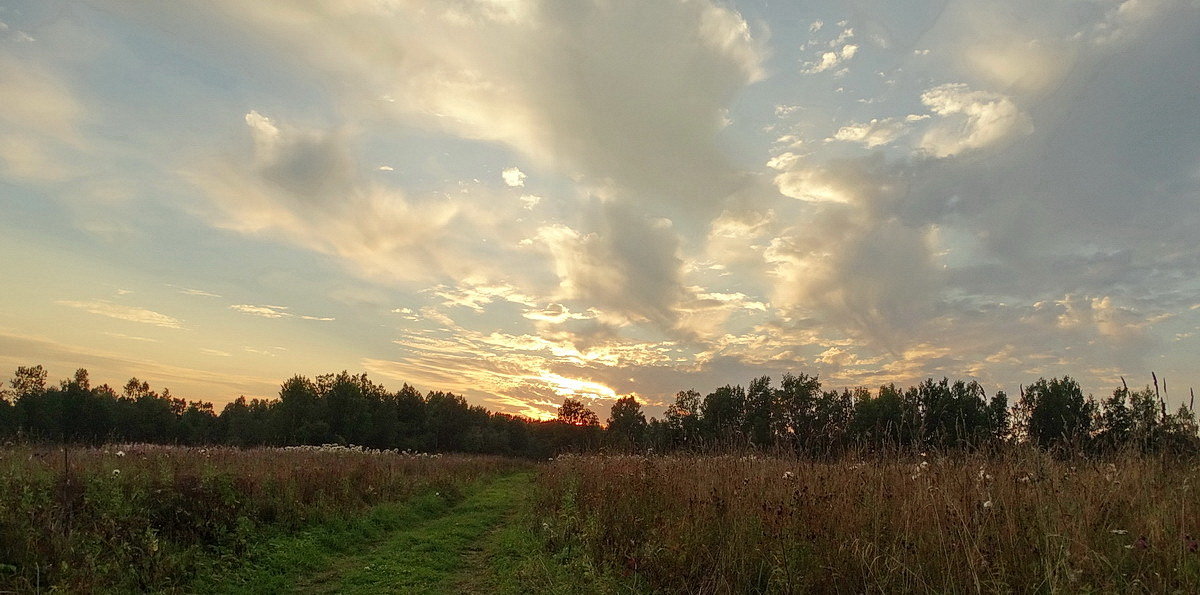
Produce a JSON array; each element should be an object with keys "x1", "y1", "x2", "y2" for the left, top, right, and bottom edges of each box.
[
  {"x1": 199, "y1": 469, "x2": 641, "y2": 594},
  {"x1": 200, "y1": 472, "x2": 536, "y2": 594},
  {"x1": 452, "y1": 481, "x2": 627, "y2": 595}
]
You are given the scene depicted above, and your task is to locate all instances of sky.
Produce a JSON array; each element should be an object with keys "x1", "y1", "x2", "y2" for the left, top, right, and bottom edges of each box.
[{"x1": 2, "y1": 0, "x2": 1199, "y2": 419}]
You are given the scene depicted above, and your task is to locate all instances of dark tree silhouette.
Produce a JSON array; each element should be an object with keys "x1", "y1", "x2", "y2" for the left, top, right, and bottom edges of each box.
[{"x1": 606, "y1": 395, "x2": 647, "y2": 449}]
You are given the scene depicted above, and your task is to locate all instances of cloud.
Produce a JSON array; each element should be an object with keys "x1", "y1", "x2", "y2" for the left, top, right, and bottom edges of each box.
[
  {"x1": 918, "y1": 83, "x2": 1032, "y2": 157},
  {"x1": 101, "y1": 332, "x2": 160, "y2": 343},
  {"x1": 522, "y1": 303, "x2": 594, "y2": 324},
  {"x1": 14, "y1": 0, "x2": 1200, "y2": 413},
  {"x1": 56, "y1": 300, "x2": 184, "y2": 329},
  {"x1": 173, "y1": 286, "x2": 222, "y2": 298},
  {"x1": 519, "y1": 194, "x2": 541, "y2": 209},
  {"x1": 802, "y1": 43, "x2": 859, "y2": 74},
  {"x1": 430, "y1": 278, "x2": 537, "y2": 311},
  {"x1": 828, "y1": 118, "x2": 911, "y2": 148},
  {"x1": 536, "y1": 200, "x2": 687, "y2": 328},
  {"x1": 0, "y1": 54, "x2": 83, "y2": 181},
  {"x1": 501, "y1": 166, "x2": 526, "y2": 187},
  {"x1": 148, "y1": 0, "x2": 765, "y2": 214},
  {"x1": 189, "y1": 111, "x2": 475, "y2": 284},
  {"x1": 230, "y1": 304, "x2": 334, "y2": 321},
  {"x1": 801, "y1": 23, "x2": 857, "y2": 74}
]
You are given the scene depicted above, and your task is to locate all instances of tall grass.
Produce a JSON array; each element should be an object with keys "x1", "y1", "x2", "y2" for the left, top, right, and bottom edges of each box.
[
  {"x1": 536, "y1": 450, "x2": 1200, "y2": 592},
  {"x1": 0, "y1": 443, "x2": 526, "y2": 592}
]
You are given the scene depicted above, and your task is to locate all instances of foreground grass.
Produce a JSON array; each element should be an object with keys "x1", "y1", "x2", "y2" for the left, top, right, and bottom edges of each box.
[
  {"x1": 0, "y1": 444, "x2": 526, "y2": 592},
  {"x1": 538, "y1": 451, "x2": 1200, "y2": 593}
]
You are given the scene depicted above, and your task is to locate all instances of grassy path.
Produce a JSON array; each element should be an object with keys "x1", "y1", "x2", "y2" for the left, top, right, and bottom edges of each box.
[{"x1": 204, "y1": 472, "x2": 535, "y2": 594}]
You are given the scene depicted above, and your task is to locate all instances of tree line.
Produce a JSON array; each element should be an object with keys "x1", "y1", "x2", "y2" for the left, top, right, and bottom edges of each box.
[
  {"x1": 610, "y1": 374, "x2": 1199, "y2": 455},
  {"x1": 1, "y1": 365, "x2": 1197, "y2": 456}
]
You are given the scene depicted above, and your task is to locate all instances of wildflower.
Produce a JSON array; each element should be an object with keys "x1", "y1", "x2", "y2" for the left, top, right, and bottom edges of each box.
[
  {"x1": 1110, "y1": 529, "x2": 1128, "y2": 535},
  {"x1": 115, "y1": 450, "x2": 126, "y2": 457},
  {"x1": 112, "y1": 469, "x2": 121, "y2": 477},
  {"x1": 782, "y1": 471, "x2": 795, "y2": 480},
  {"x1": 982, "y1": 500, "x2": 993, "y2": 509}
]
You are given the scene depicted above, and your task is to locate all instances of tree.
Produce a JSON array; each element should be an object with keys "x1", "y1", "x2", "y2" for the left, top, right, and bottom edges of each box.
[
  {"x1": 1019, "y1": 377, "x2": 1095, "y2": 449},
  {"x1": 606, "y1": 396, "x2": 647, "y2": 450},
  {"x1": 913, "y1": 378, "x2": 997, "y2": 448},
  {"x1": 664, "y1": 389, "x2": 702, "y2": 447},
  {"x1": 319, "y1": 372, "x2": 375, "y2": 445},
  {"x1": 557, "y1": 397, "x2": 599, "y2": 427},
  {"x1": 425, "y1": 390, "x2": 472, "y2": 450},
  {"x1": 850, "y1": 384, "x2": 908, "y2": 447},
  {"x1": 742, "y1": 376, "x2": 776, "y2": 447},
  {"x1": 777, "y1": 373, "x2": 822, "y2": 450},
  {"x1": 276, "y1": 375, "x2": 325, "y2": 444},
  {"x1": 10, "y1": 365, "x2": 47, "y2": 398},
  {"x1": 701, "y1": 385, "x2": 746, "y2": 443}
]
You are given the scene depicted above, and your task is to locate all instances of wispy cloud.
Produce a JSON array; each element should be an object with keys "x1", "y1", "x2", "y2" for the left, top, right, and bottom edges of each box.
[
  {"x1": 56, "y1": 300, "x2": 183, "y2": 329},
  {"x1": 101, "y1": 332, "x2": 159, "y2": 343},
  {"x1": 172, "y1": 286, "x2": 222, "y2": 298},
  {"x1": 229, "y1": 304, "x2": 334, "y2": 321}
]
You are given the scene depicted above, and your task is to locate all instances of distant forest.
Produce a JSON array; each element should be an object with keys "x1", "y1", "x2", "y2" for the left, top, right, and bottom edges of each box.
[{"x1": 1, "y1": 365, "x2": 1198, "y2": 457}]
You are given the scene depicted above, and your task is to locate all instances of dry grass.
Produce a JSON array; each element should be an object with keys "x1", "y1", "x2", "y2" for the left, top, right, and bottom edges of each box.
[
  {"x1": 0, "y1": 443, "x2": 526, "y2": 592},
  {"x1": 536, "y1": 450, "x2": 1200, "y2": 593}
]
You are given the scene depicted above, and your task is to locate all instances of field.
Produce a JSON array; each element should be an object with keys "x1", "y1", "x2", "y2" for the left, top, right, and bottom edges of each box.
[
  {"x1": 3, "y1": 445, "x2": 1200, "y2": 593},
  {"x1": 537, "y1": 451, "x2": 1200, "y2": 593},
  {"x1": 0, "y1": 444, "x2": 528, "y2": 592}
]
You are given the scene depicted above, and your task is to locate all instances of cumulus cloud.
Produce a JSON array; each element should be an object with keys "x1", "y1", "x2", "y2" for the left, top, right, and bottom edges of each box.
[
  {"x1": 145, "y1": 0, "x2": 765, "y2": 213},
  {"x1": 519, "y1": 194, "x2": 541, "y2": 209},
  {"x1": 918, "y1": 83, "x2": 1032, "y2": 157},
  {"x1": 802, "y1": 43, "x2": 859, "y2": 74},
  {"x1": 828, "y1": 117, "x2": 911, "y2": 148},
  {"x1": 501, "y1": 166, "x2": 526, "y2": 187},
  {"x1": 536, "y1": 200, "x2": 687, "y2": 328}
]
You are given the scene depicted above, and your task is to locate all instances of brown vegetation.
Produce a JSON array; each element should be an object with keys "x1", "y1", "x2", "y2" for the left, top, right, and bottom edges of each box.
[
  {"x1": 536, "y1": 451, "x2": 1200, "y2": 592},
  {"x1": 0, "y1": 443, "x2": 525, "y2": 592}
]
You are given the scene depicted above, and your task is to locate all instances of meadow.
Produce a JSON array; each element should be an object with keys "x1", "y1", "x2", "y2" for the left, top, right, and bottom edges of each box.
[
  {"x1": 536, "y1": 451, "x2": 1200, "y2": 593},
  {"x1": 0, "y1": 444, "x2": 526, "y2": 592},
  {"x1": 5, "y1": 443, "x2": 1200, "y2": 593}
]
